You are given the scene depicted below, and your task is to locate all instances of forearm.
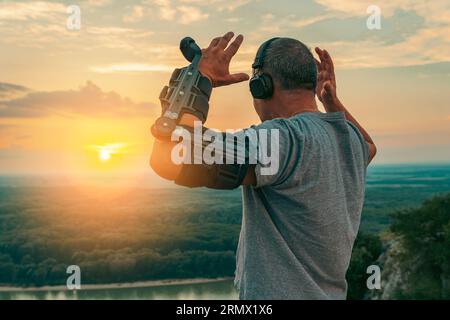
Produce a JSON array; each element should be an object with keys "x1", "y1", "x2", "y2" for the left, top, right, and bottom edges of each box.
[
  {"x1": 151, "y1": 32, "x2": 254, "y2": 185},
  {"x1": 151, "y1": 113, "x2": 256, "y2": 187},
  {"x1": 325, "y1": 98, "x2": 377, "y2": 163},
  {"x1": 325, "y1": 98, "x2": 374, "y2": 145},
  {"x1": 150, "y1": 115, "x2": 199, "y2": 180}
]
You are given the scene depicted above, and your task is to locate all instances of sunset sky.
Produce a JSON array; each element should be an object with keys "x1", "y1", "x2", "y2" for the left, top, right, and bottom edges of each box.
[{"x1": 0, "y1": 0, "x2": 449, "y2": 177}]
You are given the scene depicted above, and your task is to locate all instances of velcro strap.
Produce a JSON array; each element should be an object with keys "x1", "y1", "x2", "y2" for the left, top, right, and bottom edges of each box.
[{"x1": 173, "y1": 126, "x2": 250, "y2": 190}]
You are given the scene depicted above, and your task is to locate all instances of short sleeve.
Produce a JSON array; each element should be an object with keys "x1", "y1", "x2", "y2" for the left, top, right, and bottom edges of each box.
[
  {"x1": 246, "y1": 119, "x2": 303, "y2": 188},
  {"x1": 347, "y1": 121, "x2": 370, "y2": 168}
]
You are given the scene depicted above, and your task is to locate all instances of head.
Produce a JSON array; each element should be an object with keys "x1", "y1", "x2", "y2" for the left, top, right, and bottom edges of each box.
[{"x1": 250, "y1": 38, "x2": 318, "y2": 121}]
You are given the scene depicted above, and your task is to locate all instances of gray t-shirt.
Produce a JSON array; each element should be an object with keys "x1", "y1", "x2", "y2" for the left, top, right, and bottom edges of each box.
[{"x1": 234, "y1": 112, "x2": 369, "y2": 300}]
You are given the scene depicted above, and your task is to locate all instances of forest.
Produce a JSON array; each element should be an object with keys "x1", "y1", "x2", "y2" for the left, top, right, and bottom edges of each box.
[{"x1": 0, "y1": 165, "x2": 449, "y2": 299}]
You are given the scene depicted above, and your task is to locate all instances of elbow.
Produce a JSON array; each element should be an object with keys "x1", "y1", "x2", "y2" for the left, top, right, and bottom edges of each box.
[
  {"x1": 149, "y1": 151, "x2": 180, "y2": 182},
  {"x1": 150, "y1": 161, "x2": 176, "y2": 182},
  {"x1": 150, "y1": 154, "x2": 173, "y2": 182},
  {"x1": 149, "y1": 155, "x2": 160, "y2": 176},
  {"x1": 368, "y1": 143, "x2": 377, "y2": 163}
]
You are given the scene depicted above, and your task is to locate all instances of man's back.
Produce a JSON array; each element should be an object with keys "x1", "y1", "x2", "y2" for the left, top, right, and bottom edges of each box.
[{"x1": 235, "y1": 112, "x2": 369, "y2": 300}]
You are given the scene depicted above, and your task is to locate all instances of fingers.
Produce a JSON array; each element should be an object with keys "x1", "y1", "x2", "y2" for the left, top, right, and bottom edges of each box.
[
  {"x1": 315, "y1": 47, "x2": 328, "y2": 74},
  {"x1": 202, "y1": 32, "x2": 248, "y2": 87},
  {"x1": 226, "y1": 73, "x2": 250, "y2": 85},
  {"x1": 315, "y1": 58, "x2": 322, "y2": 72},
  {"x1": 207, "y1": 37, "x2": 221, "y2": 50},
  {"x1": 323, "y1": 50, "x2": 335, "y2": 75},
  {"x1": 315, "y1": 47, "x2": 323, "y2": 57},
  {"x1": 225, "y1": 34, "x2": 244, "y2": 59},
  {"x1": 320, "y1": 80, "x2": 332, "y2": 100},
  {"x1": 209, "y1": 32, "x2": 244, "y2": 55},
  {"x1": 315, "y1": 47, "x2": 324, "y2": 61},
  {"x1": 317, "y1": 70, "x2": 325, "y2": 82},
  {"x1": 323, "y1": 80, "x2": 333, "y2": 92},
  {"x1": 217, "y1": 31, "x2": 235, "y2": 50},
  {"x1": 315, "y1": 47, "x2": 327, "y2": 67},
  {"x1": 315, "y1": 47, "x2": 335, "y2": 80}
]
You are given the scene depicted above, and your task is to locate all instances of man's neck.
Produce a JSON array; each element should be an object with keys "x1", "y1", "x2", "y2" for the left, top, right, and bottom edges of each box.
[{"x1": 265, "y1": 90, "x2": 320, "y2": 120}]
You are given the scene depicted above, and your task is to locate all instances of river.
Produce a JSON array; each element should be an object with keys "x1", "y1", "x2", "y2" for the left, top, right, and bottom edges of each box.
[{"x1": 0, "y1": 279, "x2": 238, "y2": 300}]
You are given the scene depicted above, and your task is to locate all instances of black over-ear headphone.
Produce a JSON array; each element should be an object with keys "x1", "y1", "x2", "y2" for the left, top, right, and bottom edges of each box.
[{"x1": 249, "y1": 37, "x2": 280, "y2": 99}]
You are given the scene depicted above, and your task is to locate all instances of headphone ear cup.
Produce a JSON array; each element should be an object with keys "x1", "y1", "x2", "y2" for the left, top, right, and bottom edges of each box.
[
  {"x1": 260, "y1": 74, "x2": 274, "y2": 99},
  {"x1": 250, "y1": 73, "x2": 274, "y2": 99},
  {"x1": 249, "y1": 75, "x2": 265, "y2": 99}
]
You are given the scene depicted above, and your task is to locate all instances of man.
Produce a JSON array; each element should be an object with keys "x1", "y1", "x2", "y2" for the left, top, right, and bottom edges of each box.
[{"x1": 150, "y1": 32, "x2": 376, "y2": 300}]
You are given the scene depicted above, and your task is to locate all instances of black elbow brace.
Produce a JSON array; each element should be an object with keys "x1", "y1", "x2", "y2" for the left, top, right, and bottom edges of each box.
[
  {"x1": 160, "y1": 67, "x2": 212, "y2": 122},
  {"x1": 173, "y1": 127, "x2": 251, "y2": 190},
  {"x1": 152, "y1": 67, "x2": 213, "y2": 141},
  {"x1": 175, "y1": 162, "x2": 250, "y2": 190}
]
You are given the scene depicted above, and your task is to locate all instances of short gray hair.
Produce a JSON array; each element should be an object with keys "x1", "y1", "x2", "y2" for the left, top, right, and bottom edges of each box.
[{"x1": 262, "y1": 38, "x2": 317, "y2": 91}]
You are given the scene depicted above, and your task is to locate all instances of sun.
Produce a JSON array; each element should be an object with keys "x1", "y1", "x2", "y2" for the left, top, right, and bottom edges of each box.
[
  {"x1": 99, "y1": 149, "x2": 112, "y2": 162},
  {"x1": 91, "y1": 143, "x2": 127, "y2": 164}
]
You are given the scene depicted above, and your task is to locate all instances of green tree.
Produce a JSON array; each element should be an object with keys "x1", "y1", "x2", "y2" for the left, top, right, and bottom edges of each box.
[
  {"x1": 346, "y1": 233, "x2": 383, "y2": 300},
  {"x1": 390, "y1": 194, "x2": 450, "y2": 299}
]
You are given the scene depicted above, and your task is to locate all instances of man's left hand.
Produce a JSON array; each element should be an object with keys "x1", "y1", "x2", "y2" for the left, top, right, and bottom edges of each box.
[
  {"x1": 315, "y1": 47, "x2": 340, "y2": 110},
  {"x1": 199, "y1": 32, "x2": 250, "y2": 88}
]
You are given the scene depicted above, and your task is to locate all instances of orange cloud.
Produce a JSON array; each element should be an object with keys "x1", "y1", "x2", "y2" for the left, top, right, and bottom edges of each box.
[
  {"x1": 0, "y1": 82, "x2": 157, "y2": 118},
  {"x1": 0, "y1": 82, "x2": 30, "y2": 100}
]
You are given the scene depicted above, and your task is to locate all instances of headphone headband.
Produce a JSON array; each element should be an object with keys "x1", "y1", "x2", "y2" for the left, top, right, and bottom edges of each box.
[{"x1": 252, "y1": 37, "x2": 280, "y2": 70}]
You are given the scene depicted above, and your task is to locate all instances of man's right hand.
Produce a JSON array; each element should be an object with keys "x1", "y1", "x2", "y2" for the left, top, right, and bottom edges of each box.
[
  {"x1": 315, "y1": 47, "x2": 340, "y2": 111},
  {"x1": 198, "y1": 32, "x2": 249, "y2": 88}
]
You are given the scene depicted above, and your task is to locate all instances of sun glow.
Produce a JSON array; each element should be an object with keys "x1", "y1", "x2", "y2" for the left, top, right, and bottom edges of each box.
[
  {"x1": 92, "y1": 143, "x2": 128, "y2": 163},
  {"x1": 99, "y1": 149, "x2": 112, "y2": 162}
]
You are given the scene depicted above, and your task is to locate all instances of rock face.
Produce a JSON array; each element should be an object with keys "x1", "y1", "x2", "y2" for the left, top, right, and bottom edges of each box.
[
  {"x1": 369, "y1": 237, "x2": 449, "y2": 300},
  {"x1": 369, "y1": 239, "x2": 409, "y2": 299},
  {"x1": 368, "y1": 194, "x2": 450, "y2": 300}
]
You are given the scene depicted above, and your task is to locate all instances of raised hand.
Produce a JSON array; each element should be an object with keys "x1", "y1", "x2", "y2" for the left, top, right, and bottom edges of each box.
[
  {"x1": 199, "y1": 32, "x2": 250, "y2": 88},
  {"x1": 315, "y1": 47, "x2": 338, "y2": 109}
]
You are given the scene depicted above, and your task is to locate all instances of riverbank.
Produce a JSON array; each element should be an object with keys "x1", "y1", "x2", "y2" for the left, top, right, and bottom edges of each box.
[{"x1": 0, "y1": 277, "x2": 234, "y2": 293}]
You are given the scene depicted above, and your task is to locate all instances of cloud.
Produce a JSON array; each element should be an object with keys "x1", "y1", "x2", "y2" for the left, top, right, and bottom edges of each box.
[
  {"x1": 144, "y1": 0, "x2": 208, "y2": 23},
  {"x1": 0, "y1": 82, "x2": 156, "y2": 118},
  {"x1": 315, "y1": 27, "x2": 450, "y2": 69},
  {"x1": 0, "y1": 1, "x2": 65, "y2": 21},
  {"x1": 216, "y1": 0, "x2": 254, "y2": 12},
  {"x1": 0, "y1": 82, "x2": 30, "y2": 100},
  {"x1": 144, "y1": 0, "x2": 176, "y2": 21},
  {"x1": 179, "y1": 0, "x2": 254, "y2": 12},
  {"x1": 178, "y1": 6, "x2": 209, "y2": 24},
  {"x1": 157, "y1": 0, "x2": 177, "y2": 21},
  {"x1": 84, "y1": 0, "x2": 112, "y2": 7},
  {"x1": 226, "y1": 17, "x2": 242, "y2": 23},
  {"x1": 310, "y1": 0, "x2": 450, "y2": 68},
  {"x1": 293, "y1": 13, "x2": 335, "y2": 28},
  {"x1": 91, "y1": 63, "x2": 175, "y2": 73},
  {"x1": 2, "y1": 0, "x2": 449, "y2": 72},
  {"x1": 0, "y1": 19, "x2": 154, "y2": 52},
  {"x1": 0, "y1": 2, "x2": 153, "y2": 52},
  {"x1": 123, "y1": 6, "x2": 145, "y2": 23},
  {"x1": 315, "y1": 0, "x2": 449, "y2": 23},
  {"x1": 86, "y1": 27, "x2": 140, "y2": 35}
]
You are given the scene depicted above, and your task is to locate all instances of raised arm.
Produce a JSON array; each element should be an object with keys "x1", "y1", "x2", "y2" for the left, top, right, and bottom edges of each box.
[
  {"x1": 315, "y1": 47, "x2": 377, "y2": 163},
  {"x1": 150, "y1": 32, "x2": 256, "y2": 188}
]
